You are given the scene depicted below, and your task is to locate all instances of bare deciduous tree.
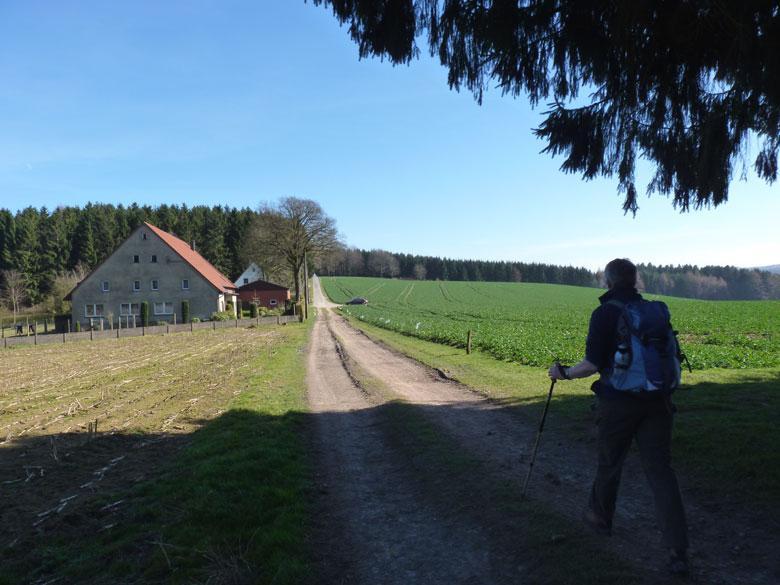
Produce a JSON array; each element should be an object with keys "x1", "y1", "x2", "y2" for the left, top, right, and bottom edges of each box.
[
  {"x1": 243, "y1": 197, "x2": 340, "y2": 301},
  {"x1": 413, "y1": 263, "x2": 427, "y2": 280},
  {"x1": 1, "y1": 270, "x2": 28, "y2": 324},
  {"x1": 367, "y1": 250, "x2": 399, "y2": 278},
  {"x1": 46, "y1": 264, "x2": 89, "y2": 315}
]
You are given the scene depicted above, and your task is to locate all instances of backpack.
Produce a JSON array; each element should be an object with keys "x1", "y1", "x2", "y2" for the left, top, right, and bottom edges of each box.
[{"x1": 605, "y1": 299, "x2": 683, "y2": 394}]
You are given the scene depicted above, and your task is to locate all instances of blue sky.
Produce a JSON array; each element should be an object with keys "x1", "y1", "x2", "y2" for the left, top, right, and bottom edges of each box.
[{"x1": 1, "y1": 0, "x2": 777, "y2": 270}]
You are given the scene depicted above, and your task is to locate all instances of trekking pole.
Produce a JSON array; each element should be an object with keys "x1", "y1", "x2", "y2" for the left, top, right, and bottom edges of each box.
[{"x1": 521, "y1": 373, "x2": 558, "y2": 500}]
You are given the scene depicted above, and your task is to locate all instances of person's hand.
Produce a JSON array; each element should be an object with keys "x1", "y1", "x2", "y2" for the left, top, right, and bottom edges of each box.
[{"x1": 548, "y1": 363, "x2": 568, "y2": 380}]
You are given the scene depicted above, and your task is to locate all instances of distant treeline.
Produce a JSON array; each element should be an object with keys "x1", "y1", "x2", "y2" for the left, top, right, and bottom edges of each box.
[
  {"x1": 321, "y1": 249, "x2": 780, "y2": 301},
  {"x1": 1, "y1": 204, "x2": 778, "y2": 307},
  {"x1": 0, "y1": 204, "x2": 255, "y2": 305}
]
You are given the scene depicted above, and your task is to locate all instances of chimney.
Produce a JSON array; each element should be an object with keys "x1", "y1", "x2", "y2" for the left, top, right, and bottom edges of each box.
[{"x1": 190, "y1": 241, "x2": 196, "y2": 251}]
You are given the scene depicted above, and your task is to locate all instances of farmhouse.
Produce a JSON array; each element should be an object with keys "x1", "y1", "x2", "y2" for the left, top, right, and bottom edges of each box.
[
  {"x1": 237, "y1": 279, "x2": 291, "y2": 310},
  {"x1": 66, "y1": 222, "x2": 238, "y2": 328}
]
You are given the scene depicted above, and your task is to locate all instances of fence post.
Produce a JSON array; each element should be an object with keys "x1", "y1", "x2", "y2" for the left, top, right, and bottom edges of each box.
[
  {"x1": 191, "y1": 321, "x2": 194, "y2": 332},
  {"x1": 213, "y1": 321, "x2": 216, "y2": 331},
  {"x1": 90, "y1": 328, "x2": 93, "y2": 341},
  {"x1": 467, "y1": 330, "x2": 473, "y2": 355},
  {"x1": 142, "y1": 325, "x2": 145, "y2": 336},
  {"x1": 166, "y1": 323, "x2": 170, "y2": 334},
  {"x1": 62, "y1": 332, "x2": 66, "y2": 343},
  {"x1": 277, "y1": 315, "x2": 281, "y2": 325},
  {"x1": 34, "y1": 324, "x2": 38, "y2": 345}
]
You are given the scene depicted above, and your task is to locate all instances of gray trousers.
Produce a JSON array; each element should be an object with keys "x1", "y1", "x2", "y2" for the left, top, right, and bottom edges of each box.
[{"x1": 589, "y1": 395, "x2": 688, "y2": 551}]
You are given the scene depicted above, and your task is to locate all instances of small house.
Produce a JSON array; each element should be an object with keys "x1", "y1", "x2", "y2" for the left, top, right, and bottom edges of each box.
[{"x1": 234, "y1": 262, "x2": 264, "y2": 287}]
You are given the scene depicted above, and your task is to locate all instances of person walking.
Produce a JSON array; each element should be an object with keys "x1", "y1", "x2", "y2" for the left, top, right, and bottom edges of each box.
[{"x1": 548, "y1": 258, "x2": 689, "y2": 577}]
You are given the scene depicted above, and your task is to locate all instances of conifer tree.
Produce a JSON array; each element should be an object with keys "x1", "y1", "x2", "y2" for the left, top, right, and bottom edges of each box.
[
  {"x1": 313, "y1": 0, "x2": 780, "y2": 213},
  {"x1": 71, "y1": 212, "x2": 98, "y2": 269}
]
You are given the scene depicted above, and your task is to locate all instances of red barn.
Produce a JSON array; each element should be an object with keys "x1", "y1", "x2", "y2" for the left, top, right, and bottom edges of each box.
[{"x1": 237, "y1": 279, "x2": 291, "y2": 309}]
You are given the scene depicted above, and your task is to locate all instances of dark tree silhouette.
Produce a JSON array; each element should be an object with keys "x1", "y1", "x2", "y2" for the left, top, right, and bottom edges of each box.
[{"x1": 312, "y1": 1, "x2": 779, "y2": 213}]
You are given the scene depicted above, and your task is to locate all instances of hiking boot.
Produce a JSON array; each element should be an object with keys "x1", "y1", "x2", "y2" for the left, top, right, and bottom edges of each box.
[
  {"x1": 668, "y1": 549, "x2": 690, "y2": 578},
  {"x1": 582, "y1": 507, "x2": 611, "y2": 536}
]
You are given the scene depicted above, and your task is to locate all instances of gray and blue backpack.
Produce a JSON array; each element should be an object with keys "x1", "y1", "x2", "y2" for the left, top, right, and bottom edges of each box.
[{"x1": 606, "y1": 299, "x2": 684, "y2": 394}]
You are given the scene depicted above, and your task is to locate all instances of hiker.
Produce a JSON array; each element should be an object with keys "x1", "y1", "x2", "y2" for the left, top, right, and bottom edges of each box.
[{"x1": 548, "y1": 258, "x2": 689, "y2": 577}]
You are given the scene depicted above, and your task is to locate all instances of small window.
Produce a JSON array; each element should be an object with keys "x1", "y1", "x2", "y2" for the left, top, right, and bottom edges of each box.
[
  {"x1": 243, "y1": 278, "x2": 249, "y2": 284},
  {"x1": 120, "y1": 303, "x2": 140, "y2": 316},
  {"x1": 85, "y1": 304, "x2": 104, "y2": 317},
  {"x1": 269, "y1": 299, "x2": 277, "y2": 306},
  {"x1": 181, "y1": 279, "x2": 189, "y2": 290},
  {"x1": 133, "y1": 255, "x2": 140, "y2": 263},
  {"x1": 151, "y1": 279, "x2": 159, "y2": 291},
  {"x1": 153, "y1": 301, "x2": 173, "y2": 315},
  {"x1": 133, "y1": 280, "x2": 141, "y2": 292},
  {"x1": 151, "y1": 254, "x2": 157, "y2": 263},
  {"x1": 101, "y1": 281, "x2": 110, "y2": 292}
]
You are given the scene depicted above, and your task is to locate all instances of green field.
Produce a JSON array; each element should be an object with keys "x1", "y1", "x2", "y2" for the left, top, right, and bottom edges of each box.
[{"x1": 323, "y1": 277, "x2": 780, "y2": 369}]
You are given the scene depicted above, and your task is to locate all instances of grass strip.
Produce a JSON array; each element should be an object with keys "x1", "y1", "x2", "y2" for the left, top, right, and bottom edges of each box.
[
  {"x1": 0, "y1": 320, "x2": 314, "y2": 585},
  {"x1": 343, "y1": 314, "x2": 780, "y2": 508}
]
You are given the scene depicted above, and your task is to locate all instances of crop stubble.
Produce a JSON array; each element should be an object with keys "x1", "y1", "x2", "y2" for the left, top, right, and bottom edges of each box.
[{"x1": 0, "y1": 327, "x2": 280, "y2": 551}]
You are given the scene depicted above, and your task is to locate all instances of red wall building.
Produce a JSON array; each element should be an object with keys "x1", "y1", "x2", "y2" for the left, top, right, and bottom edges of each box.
[{"x1": 237, "y1": 279, "x2": 291, "y2": 309}]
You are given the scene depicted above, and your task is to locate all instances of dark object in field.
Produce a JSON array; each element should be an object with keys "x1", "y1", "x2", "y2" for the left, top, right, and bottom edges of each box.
[{"x1": 347, "y1": 297, "x2": 369, "y2": 305}]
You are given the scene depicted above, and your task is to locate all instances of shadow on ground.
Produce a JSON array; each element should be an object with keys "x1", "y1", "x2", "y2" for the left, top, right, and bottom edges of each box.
[{"x1": 1, "y1": 373, "x2": 778, "y2": 585}]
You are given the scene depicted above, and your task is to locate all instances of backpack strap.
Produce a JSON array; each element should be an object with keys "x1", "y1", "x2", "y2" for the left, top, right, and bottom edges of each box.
[{"x1": 605, "y1": 299, "x2": 631, "y2": 342}]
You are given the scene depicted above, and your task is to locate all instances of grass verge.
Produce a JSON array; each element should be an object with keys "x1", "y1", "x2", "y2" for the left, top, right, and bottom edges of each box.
[
  {"x1": 0, "y1": 320, "x2": 314, "y2": 585},
  {"x1": 342, "y1": 314, "x2": 780, "y2": 508}
]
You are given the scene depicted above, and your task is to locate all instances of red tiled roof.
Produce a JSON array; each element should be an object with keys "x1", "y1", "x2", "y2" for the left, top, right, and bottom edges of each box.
[{"x1": 145, "y1": 222, "x2": 237, "y2": 293}]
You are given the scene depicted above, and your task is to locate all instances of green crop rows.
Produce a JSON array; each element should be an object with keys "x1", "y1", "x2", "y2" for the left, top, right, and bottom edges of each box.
[{"x1": 323, "y1": 277, "x2": 780, "y2": 370}]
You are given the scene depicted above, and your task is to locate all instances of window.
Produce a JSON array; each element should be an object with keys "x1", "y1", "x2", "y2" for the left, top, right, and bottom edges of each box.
[
  {"x1": 85, "y1": 304, "x2": 104, "y2": 317},
  {"x1": 120, "y1": 303, "x2": 140, "y2": 315},
  {"x1": 101, "y1": 281, "x2": 110, "y2": 292},
  {"x1": 181, "y1": 279, "x2": 189, "y2": 290},
  {"x1": 133, "y1": 280, "x2": 141, "y2": 292},
  {"x1": 153, "y1": 301, "x2": 173, "y2": 315},
  {"x1": 151, "y1": 279, "x2": 159, "y2": 291},
  {"x1": 243, "y1": 278, "x2": 249, "y2": 284},
  {"x1": 151, "y1": 254, "x2": 157, "y2": 263},
  {"x1": 133, "y1": 255, "x2": 140, "y2": 263},
  {"x1": 269, "y1": 299, "x2": 278, "y2": 306}
]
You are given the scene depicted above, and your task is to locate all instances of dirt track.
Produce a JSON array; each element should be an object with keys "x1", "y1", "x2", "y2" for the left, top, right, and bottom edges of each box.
[{"x1": 307, "y1": 276, "x2": 777, "y2": 585}]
